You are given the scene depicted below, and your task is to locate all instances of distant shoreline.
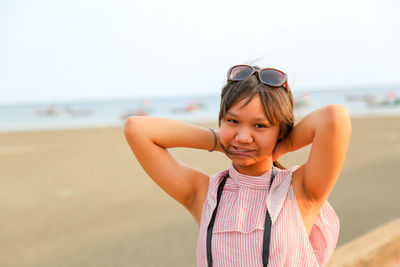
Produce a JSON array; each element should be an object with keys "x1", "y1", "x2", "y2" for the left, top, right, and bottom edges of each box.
[
  {"x1": 1, "y1": 113, "x2": 400, "y2": 134},
  {"x1": 1, "y1": 88, "x2": 400, "y2": 132}
]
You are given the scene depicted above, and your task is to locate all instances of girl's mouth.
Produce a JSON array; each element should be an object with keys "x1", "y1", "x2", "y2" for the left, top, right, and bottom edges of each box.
[{"x1": 231, "y1": 146, "x2": 255, "y2": 156}]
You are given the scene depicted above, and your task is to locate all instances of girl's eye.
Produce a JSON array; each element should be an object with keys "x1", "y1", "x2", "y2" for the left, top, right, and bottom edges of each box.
[
  {"x1": 255, "y1": 124, "x2": 267, "y2": 128},
  {"x1": 226, "y1": 119, "x2": 238, "y2": 124}
]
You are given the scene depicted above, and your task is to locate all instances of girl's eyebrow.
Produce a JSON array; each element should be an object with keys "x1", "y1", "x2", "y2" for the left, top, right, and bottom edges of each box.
[
  {"x1": 255, "y1": 118, "x2": 272, "y2": 127},
  {"x1": 226, "y1": 111, "x2": 238, "y2": 117},
  {"x1": 226, "y1": 111, "x2": 269, "y2": 123},
  {"x1": 254, "y1": 117, "x2": 268, "y2": 122}
]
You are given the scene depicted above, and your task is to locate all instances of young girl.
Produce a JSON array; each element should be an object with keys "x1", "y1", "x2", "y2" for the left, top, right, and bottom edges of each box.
[{"x1": 124, "y1": 65, "x2": 351, "y2": 266}]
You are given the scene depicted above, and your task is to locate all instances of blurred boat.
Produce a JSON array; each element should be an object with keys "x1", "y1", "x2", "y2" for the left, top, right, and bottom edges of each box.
[
  {"x1": 294, "y1": 92, "x2": 312, "y2": 109},
  {"x1": 366, "y1": 90, "x2": 400, "y2": 107},
  {"x1": 346, "y1": 93, "x2": 377, "y2": 102},
  {"x1": 35, "y1": 104, "x2": 59, "y2": 116},
  {"x1": 120, "y1": 108, "x2": 149, "y2": 120},
  {"x1": 65, "y1": 106, "x2": 93, "y2": 116},
  {"x1": 170, "y1": 101, "x2": 205, "y2": 114},
  {"x1": 120, "y1": 99, "x2": 154, "y2": 120}
]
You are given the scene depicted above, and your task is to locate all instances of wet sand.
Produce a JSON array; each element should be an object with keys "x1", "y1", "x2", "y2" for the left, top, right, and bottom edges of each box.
[{"x1": 1, "y1": 115, "x2": 399, "y2": 267}]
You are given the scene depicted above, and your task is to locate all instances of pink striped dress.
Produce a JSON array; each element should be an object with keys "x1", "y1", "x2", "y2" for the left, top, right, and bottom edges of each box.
[{"x1": 196, "y1": 164, "x2": 339, "y2": 267}]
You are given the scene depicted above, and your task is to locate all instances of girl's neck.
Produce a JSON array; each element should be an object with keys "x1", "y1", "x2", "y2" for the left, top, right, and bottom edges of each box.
[{"x1": 232, "y1": 161, "x2": 273, "y2": 176}]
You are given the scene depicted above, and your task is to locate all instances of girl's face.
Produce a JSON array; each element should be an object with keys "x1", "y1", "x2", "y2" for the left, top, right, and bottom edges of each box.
[{"x1": 219, "y1": 94, "x2": 280, "y2": 176}]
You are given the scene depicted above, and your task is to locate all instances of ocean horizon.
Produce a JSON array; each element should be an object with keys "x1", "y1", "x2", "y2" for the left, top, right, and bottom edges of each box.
[{"x1": 1, "y1": 86, "x2": 400, "y2": 132}]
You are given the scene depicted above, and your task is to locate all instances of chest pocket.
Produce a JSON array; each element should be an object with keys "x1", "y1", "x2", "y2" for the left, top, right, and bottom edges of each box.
[{"x1": 212, "y1": 188, "x2": 269, "y2": 234}]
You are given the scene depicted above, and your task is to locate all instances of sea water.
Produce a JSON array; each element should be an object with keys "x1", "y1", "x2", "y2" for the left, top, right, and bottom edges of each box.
[{"x1": 0, "y1": 87, "x2": 399, "y2": 132}]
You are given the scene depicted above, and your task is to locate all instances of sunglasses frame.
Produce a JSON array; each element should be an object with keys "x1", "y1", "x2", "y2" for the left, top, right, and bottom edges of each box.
[{"x1": 227, "y1": 64, "x2": 288, "y2": 92}]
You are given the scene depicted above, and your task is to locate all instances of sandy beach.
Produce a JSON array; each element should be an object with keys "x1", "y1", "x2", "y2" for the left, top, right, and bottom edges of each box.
[{"x1": 1, "y1": 115, "x2": 399, "y2": 267}]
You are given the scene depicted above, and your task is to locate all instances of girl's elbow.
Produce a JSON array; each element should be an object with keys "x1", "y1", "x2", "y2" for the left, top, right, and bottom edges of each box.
[
  {"x1": 325, "y1": 104, "x2": 352, "y2": 135},
  {"x1": 124, "y1": 116, "x2": 142, "y2": 139}
]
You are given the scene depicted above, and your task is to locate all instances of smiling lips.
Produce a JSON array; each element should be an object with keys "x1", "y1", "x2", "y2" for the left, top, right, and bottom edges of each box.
[{"x1": 231, "y1": 146, "x2": 256, "y2": 156}]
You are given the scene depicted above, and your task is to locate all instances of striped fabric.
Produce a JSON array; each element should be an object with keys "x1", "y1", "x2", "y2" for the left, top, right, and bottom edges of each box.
[{"x1": 197, "y1": 165, "x2": 339, "y2": 267}]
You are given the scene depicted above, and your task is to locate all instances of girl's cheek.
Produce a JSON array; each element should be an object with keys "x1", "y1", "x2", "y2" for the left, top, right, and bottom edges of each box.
[{"x1": 219, "y1": 124, "x2": 232, "y2": 145}]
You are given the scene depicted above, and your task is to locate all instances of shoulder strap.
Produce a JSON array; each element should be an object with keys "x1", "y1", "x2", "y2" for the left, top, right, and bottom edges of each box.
[
  {"x1": 262, "y1": 166, "x2": 277, "y2": 267},
  {"x1": 206, "y1": 173, "x2": 228, "y2": 267}
]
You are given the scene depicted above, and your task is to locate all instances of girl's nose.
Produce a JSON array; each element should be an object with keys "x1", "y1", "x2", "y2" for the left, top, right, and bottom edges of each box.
[{"x1": 235, "y1": 127, "x2": 253, "y2": 144}]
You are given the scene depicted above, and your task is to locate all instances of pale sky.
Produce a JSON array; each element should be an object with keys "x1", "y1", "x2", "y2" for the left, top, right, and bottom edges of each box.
[{"x1": 1, "y1": 0, "x2": 399, "y2": 104}]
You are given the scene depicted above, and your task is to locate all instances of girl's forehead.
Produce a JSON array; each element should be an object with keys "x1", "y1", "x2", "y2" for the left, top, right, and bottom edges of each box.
[
  {"x1": 227, "y1": 101, "x2": 268, "y2": 120},
  {"x1": 229, "y1": 95, "x2": 263, "y2": 113}
]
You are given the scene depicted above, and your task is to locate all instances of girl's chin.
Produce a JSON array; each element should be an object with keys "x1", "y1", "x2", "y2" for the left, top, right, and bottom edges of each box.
[{"x1": 230, "y1": 156, "x2": 255, "y2": 166}]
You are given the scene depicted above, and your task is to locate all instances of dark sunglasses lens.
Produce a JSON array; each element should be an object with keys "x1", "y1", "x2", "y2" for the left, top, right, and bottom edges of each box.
[
  {"x1": 229, "y1": 66, "x2": 253, "y2": 80},
  {"x1": 260, "y1": 69, "x2": 285, "y2": 86}
]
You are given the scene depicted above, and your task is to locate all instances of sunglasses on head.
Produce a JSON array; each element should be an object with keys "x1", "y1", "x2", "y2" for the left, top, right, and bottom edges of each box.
[{"x1": 227, "y1": 65, "x2": 288, "y2": 92}]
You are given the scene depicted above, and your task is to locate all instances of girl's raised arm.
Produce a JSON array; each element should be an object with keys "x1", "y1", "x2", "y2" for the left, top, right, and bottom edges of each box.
[
  {"x1": 124, "y1": 117, "x2": 218, "y2": 222},
  {"x1": 274, "y1": 104, "x2": 351, "y2": 203}
]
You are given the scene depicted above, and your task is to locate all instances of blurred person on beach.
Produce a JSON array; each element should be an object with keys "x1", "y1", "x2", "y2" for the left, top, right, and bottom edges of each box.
[{"x1": 124, "y1": 65, "x2": 351, "y2": 266}]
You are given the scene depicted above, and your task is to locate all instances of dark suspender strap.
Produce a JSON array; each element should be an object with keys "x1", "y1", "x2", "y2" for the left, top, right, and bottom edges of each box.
[
  {"x1": 262, "y1": 166, "x2": 277, "y2": 267},
  {"x1": 206, "y1": 174, "x2": 228, "y2": 267},
  {"x1": 207, "y1": 167, "x2": 277, "y2": 267}
]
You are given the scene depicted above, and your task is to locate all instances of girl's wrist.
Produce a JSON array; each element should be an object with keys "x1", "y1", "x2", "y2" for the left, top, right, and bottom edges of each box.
[
  {"x1": 208, "y1": 129, "x2": 223, "y2": 153},
  {"x1": 208, "y1": 129, "x2": 217, "y2": 152},
  {"x1": 215, "y1": 131, "x2": 223, "y2": 152}
]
